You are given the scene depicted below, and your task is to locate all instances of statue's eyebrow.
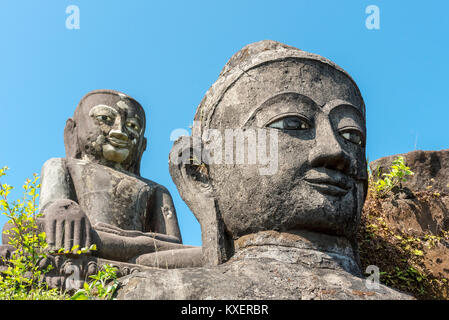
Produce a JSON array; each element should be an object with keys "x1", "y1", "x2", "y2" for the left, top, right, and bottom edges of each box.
[
  {"x1": 243, "y1": 92, "x2": 317, "y2": 127},
  {"x1": 132, "y1": 114, "x2": 142, "y2": 122},
  {"x1": 89, "y1": 104, "x2": 118, "y2": 117},
  {"x1": 322, "y1": 99, "x2": 365, "y2": 119}
]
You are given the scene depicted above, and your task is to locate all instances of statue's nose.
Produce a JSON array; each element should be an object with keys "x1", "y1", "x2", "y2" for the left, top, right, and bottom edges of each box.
[
  {"x1": 308, "y1": 119, "x2": 350, "y2": 173},
  {"x1": 109, "y1": 129, "x2": 128, "y2": 141}
]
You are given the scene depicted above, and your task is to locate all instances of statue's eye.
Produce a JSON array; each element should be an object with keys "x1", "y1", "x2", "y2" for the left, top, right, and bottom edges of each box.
[
  {"x1": 96, "y1": 115, "x2": 113, "y2": 123},
  {"x1": 339, "y1": 129, "x2": 364, "y2": 146},
  {"x1": 267, "y1": 116, "x2": 311, "y2": 130},
  {"x1": 126, "y1": 122, "x2": 140, "y2": 132}
]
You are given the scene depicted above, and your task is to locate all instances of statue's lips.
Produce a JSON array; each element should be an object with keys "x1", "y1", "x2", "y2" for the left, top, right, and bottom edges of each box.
[
  {"x1": 107, "y1": 137, "x2": 129, "y2": 149},
  {"x1": 304, "y1": 169, "x2": 351, "y2": 197}
]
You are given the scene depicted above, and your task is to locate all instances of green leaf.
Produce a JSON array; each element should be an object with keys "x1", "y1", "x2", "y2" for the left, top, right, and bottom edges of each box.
[{"x1": 70, "y1": 290, "x2": 89, "y2": 300}]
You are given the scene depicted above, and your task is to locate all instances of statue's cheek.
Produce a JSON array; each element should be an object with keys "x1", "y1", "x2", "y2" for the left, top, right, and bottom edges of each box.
[
  {"x1": 99, "y1": 123, "x2": 113, "y2": 135},
  {"x1": 277, "y1": 134, "x2": 313, "y2": 169},
  {"x1": 80, "y1": 133, "x2": 106, "y2": 157},
  {"x1": 93, "y1": 134, "x2": 107, "y2": 152},
  {"x1": 349, "y1": 151, "x2": 368, "y2": 181}
]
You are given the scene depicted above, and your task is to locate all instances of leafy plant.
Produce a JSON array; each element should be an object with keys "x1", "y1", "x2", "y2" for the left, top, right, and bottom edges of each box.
[
  {"x1": 70, "y1": 264, "x2": 119, "y2": 300},
  {"x1": 0, "y1": 167, "x2": 115, "y2": 300},
  {"x1": 358, "y1": 185, "x2": 449, "y2": 300},
  {"x1": 372, "y1": 156, "x2": 414, "y2": 198},
  {"x1": 0, "y1": 166, "x2": 67, "y2": 300},
  {"x1": 50, "y1": 244, "x2": 97, "y2": 256}
]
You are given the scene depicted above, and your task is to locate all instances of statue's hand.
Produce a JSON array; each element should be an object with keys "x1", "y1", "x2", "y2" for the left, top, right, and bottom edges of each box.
[
  {"x1": 94, "y1": 222, "x2": 181, "y2": 243},
  {"x1": 93, "y1": 222, "x2": 128, "y2": 237},
  {"x1": 41, "y1": 199, "x2": 93, "y2": 251}
]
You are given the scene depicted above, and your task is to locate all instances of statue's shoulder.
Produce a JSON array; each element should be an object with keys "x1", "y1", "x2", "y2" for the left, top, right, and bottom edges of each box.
[
  {"x1": 64, "y1": 157, "x2": 92, "y2": 167},
  {"x1": 41, "y1": 158, "x2": 69, "y2": 179},
  {"x1": 42, "y1": 157, "x2": 67, "y2": 169},
  {"x1": 136, "y1": 176, "x2": 169, "y2": 193}
]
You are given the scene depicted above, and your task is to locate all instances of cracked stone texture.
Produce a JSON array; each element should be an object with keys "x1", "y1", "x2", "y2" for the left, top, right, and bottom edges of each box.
[
  {"x1": 1, "y1": 90, "x2": 202, "y2": 274},
  {"x1": 117, "y1": 230, "x2": 411, "y2": 300},
  {"x1": 116, "y1": 40, "x2": 413, "y2": 299}
]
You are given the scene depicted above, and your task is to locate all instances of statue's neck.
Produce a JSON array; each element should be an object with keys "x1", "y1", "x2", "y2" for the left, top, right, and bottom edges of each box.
[
  {"x1": 79, "y1": 155, "x2": 130, "y2": 173},
  {"x1": 231, "y1": 230, "x2": 361, "y2": 276}
]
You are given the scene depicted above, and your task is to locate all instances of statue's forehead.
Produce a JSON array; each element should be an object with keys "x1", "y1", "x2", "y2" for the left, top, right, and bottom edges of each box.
[
  {"x1": 211, "y1": 59, "x2": 364, "y2": 128},
  {"x1": 77, "y1": 93, "x2": 145, "y2": 118}
]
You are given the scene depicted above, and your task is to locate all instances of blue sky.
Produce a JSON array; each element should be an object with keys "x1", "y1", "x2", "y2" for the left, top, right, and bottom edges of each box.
[{"x1": 0, "y1": 0, "x2": 448, "y2": 246}]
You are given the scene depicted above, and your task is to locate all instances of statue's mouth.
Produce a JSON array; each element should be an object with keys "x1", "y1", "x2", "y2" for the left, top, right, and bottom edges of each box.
[
  {"x1": 108, "y1": 137, "x2": 129, "y2": 149},
  {"x1": 304, "y1": 169, "x2": 351, "y2": 197}
]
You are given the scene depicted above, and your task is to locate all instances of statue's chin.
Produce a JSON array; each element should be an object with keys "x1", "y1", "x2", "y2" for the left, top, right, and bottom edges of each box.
[{"x1": 102, "y1": 144, "x2": 129, "y2": 164}]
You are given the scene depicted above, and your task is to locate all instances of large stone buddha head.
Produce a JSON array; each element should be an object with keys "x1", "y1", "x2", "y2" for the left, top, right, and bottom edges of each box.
[
  {"x1": 170, "y1": 40, "x2": 367, "y2": 265},
  {"x1": 64, "y1": 89, "x2": 147, "y2": 175}
]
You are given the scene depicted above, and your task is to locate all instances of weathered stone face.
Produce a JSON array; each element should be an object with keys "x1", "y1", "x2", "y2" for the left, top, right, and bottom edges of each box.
[
  {"x1": 205, "y1": 56, "x2": 368, "y2": 240},
  {"x1": 11, "y1": 88, "x2": 204, "y2": 290},
  {"x1": 65, "y1": 90, "x2": 147, "y2": 174},
  {"x1": 168, "y1": 40, "x2": 370, "y2": 265},
  {"x1": 119, "y1": 41, "x2": 412, "y2": 300}
]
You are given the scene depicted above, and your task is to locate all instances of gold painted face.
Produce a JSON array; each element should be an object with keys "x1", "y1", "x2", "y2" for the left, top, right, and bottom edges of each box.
[
  {"x1": 88, "y1": 103, "x2": 143, "y2": 164},
  {"x1": 74, "y1": 92, "x2": 146, "y2": 171}
]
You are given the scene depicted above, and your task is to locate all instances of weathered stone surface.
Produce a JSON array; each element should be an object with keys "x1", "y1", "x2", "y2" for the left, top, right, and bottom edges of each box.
[
  {"x1": 117, "y1": 230, "x2": 410, "y2": 300},
  {"x1": 0, "y1": 253, "x2": 160, "y2": 291},
  {"x1": 370, "y1": 149, "x2": 449, "y2": 193},
  {"x1": 374, "y1": 193, "x2": 449, "y2": 236},
  {"x1": 0, "y1": 90, "x2": 202, "y2": 288},
  {"x1": 366, "y1": 149, "x2": 449, "y2": 287},
  {"x1": 422, "y1": 242, "x2": 449, "y2": 280},
  {"x1": 117, "y1": 40, "x2": 412, "y2": 299},
  {"x1": 359, "y1": 188, "x2": 449, "y2": 298},
  {"x1": 171, "y1": 40, "x2": 369, "y2": 267}
]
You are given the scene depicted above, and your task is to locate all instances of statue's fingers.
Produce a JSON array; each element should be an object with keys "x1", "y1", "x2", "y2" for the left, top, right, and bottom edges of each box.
[
  {"x1": 46, "y1": 219, "x2": 56, "y2": 246},
  {"x1": 64, "y1": 220, "x2": 74, "y2": 250},
  {"x1": 55, "y1": 220, "x2": 65, "y2": 249},
  {"x1": 84, "y1": 217, "x2": 92, "y2": 248},
  {"x1": 73, "y1": 219, "x2": 82, "y2": 248},
  {"x1": 35, "y1": 218, "x2": 45, "y2": 232}
]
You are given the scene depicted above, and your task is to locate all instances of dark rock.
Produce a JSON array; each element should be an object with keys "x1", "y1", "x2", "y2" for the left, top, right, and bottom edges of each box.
[{"x1": 370, "y1": 149, "x2": 449, "y2": 193}]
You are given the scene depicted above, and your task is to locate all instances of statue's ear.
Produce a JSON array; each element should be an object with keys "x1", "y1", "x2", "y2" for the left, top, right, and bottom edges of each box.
[
  {"x1": 142, "y1": 136, "x2": 147, "y2": 152},
  {"x1": 169, "y1": 136, "x2": 233, "y2": 266},
  {"x1": 64, "y1": 118, "x2": 81, "y2": 159}
]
